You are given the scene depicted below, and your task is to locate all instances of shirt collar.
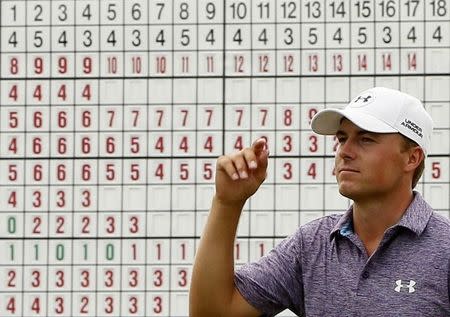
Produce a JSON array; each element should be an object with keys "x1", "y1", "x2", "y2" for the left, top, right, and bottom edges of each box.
[{"x1": 330, "y1": 191, "x2": 433, "y2": 241}]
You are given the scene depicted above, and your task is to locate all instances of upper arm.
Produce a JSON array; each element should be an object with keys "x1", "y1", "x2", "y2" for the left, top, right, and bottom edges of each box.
[{"x1": 229, "y1": 287, "x2": 263, "y2": 317}]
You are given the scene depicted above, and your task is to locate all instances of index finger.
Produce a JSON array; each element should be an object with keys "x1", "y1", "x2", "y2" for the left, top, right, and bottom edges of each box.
[{"x1": 251, "y1": 138, "x2": 267, "y2": 155}]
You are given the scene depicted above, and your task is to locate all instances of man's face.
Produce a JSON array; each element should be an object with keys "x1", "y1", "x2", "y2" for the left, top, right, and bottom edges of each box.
[{"x1": 334, "y1": 119, "x2": 409, "y2": 201}]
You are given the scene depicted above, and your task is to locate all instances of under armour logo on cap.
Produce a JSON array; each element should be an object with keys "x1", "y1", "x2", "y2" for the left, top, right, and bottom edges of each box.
[
  {"x1": 350, "y1": 93, "x2": 374, "y2": 107},
  {"x1": 394, "y1": 280, "x2": 416, "y2": 293}
]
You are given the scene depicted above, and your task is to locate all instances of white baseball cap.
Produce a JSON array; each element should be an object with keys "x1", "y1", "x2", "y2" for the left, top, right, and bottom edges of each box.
[{"x1": 311, "y1": 87, "x2": 433, "y2": 155}]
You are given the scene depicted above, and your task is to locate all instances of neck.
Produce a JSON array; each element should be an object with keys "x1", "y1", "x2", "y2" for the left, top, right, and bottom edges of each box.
[{"x1": 352, "y1": 188, "x2": 414, "y2": 256}]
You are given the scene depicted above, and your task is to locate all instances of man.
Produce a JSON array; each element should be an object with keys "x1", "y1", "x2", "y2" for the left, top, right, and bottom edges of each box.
[{"x1": 190, "y1": 87, "x2": 450, "y2": 316}]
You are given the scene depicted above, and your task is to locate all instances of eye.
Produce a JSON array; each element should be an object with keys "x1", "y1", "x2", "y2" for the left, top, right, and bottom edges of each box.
[{"x1": 361, "y1": 137, "x2": 374, "y2": 143}]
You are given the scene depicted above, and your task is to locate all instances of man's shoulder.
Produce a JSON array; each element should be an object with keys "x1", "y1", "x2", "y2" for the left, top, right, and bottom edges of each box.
[
  {"x1": 426, "y1": 211, "x2": 450, "y2": 240},
  {"x1": 297, "y1": 213, "x2": 344, "y2": 244}
]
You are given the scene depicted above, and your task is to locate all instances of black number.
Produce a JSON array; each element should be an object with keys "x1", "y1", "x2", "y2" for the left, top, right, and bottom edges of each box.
[
  {"x1": 132, "y1": 29, "x2": 141, "y2": 47},
  {"x1": 205, "y1": 29, "x2": 215, "y2": 45},
  {"x1": 58, "y1": 31, "x2": 68, "y2": 47},
  {"x1": 432, "y1": 26, "x2": 442, "y2": 42},
  {"x1": 34, "y1": 5, "x2": 43, "y2": 21},
  {"x1": 382, "y1": 26, "x2": 392, "y2": 44},
  {"x1": 233, "y1": 28, "x2": 243, "y2": 45},
  {"x1": 355, "y1": 0, "x2": 372, "y2": 17},
  {"x1": 407, "y1": 26, "x2": 417, "y2": 43},
  {"x1": 333, "y1": 27, "x2": 343, "y2": 44},
  {"x1": 107, "y1": 30, "x2": 117, "y2": 46},
  {"x1": 206, "y1": 2, "x2": 216, "y2": 19},
  {"x1": 180, "y1": 29, "x2": 190, "y2": 46},
  {"x1": 258, "y1": 28, "x2": 268, "y2": 45},
  {"x1": 83, "y1": 30, "x2": 92, "y2": 47},
  {"x1": 8, "y1": 32, "x2": 18, "y2": 48},
  {"x1": 404, "y1": 0, "x2": 419, "y2": 17},
  {"x1": 284, "y1": 28, "x2": 293, "y2": 45},
  {"x1": 357, "y1": 27, "x2": 367, "y2": 44},
  {"x1": 82, "y1": 4, "x2": 92, "y2": 20},
  {"x1": 156, "y1": 30, "x2": 165, "y2": 46},
  {"x1": 281, "y1": 2, "x2": 297, "y2": 19},
  {"x1": 305, "y1": 1, "x2": 321, "y2": 18},
  {"x1": 58, "y1": 4, "x2": 68, "y2": 21},
  {"x1": 308, "y1": 27, "x2": 318, "y2": 45},
  {"x1": 329, "y1": 1, "x2": 346, "y2": 17}
]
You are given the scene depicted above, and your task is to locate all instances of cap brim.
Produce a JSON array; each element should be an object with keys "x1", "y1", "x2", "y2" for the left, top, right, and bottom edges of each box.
[{"x1": 311, "y1": 108, "x2": 398, "y2": 135}]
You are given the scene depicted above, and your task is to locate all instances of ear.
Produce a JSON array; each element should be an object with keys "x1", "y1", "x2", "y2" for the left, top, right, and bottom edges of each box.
[{"x1": 404, "y1": 146, "x2": 423, "y2": 173}]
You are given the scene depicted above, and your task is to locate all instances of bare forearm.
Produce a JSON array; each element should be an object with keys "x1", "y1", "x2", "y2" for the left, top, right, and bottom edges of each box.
[{"x1": 190, "y1": 196, "x2": 244, "y2": 316}]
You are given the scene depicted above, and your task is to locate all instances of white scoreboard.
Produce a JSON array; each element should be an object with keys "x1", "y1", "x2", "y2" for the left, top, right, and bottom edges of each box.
[{"x1": 0, "y1": 0, "x2": 449, "y2": 316}]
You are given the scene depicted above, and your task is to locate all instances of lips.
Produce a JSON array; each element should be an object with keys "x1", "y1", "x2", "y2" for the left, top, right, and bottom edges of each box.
[{"x1": 337, "y1": 167, "x2": 360, "y2": 174}]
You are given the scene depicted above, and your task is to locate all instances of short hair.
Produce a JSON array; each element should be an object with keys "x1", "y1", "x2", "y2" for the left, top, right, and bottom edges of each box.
[{"x1": 401, "y1": 136, "x2": 425, "y2": 188}]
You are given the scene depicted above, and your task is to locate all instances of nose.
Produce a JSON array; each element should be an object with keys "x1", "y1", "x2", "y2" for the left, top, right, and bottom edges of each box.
[{"x1": 337, "y1": 137, "x2": 356, "y2": 160}]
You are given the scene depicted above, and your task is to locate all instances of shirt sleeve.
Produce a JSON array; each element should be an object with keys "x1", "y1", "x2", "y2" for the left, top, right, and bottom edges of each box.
[{"x1": 234, "y1": 228, "x2": 305, "y2": 317}]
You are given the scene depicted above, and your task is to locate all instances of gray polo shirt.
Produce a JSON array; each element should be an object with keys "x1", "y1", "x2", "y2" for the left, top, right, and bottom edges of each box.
[{"x1": 235, "y1": 192, "x2": 450, "y2": 316}]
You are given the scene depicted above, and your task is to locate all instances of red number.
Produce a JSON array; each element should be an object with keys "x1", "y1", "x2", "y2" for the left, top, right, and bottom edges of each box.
[
  {"x1": 129, "y1": 270, "x2": 138, "y2": 287},
  {"x1": 8, "y1": 191, "x2": 17, "y2": 207},
  {"x1": 432, "y1": 162, "x2": 441, "y2": 179},
  {"x1": 8, "y1": 165, "x2": 17, "y2": 181},
  {"x1": 258, "y1": 55, "x2": 269, "y2": 73},
  {"x1": 32, "y1": 190, "x2": 42, "y2": 207},
  {"x1": 131, "y1": 110, "x2": 139, "y2": 126},
  {"x1": 81, "y1": 190, "x2": 91, "y2": 207},
  {"x1": 153, "y1": 270, "x2": 163, "y2": 287},
  {"x1": 57, "y1": 84, "x2": 67, "y2": 101},
  {"x1": 9, "y1": 84, "x2": 18, "y2": 101},
  {"x1": 82, "y1": 164, "x2": 91, "y2": 181},
  {"x1": 31, "y1": 297, "x2": 41, "y2": 313},
  {"x1": 56, "y1": 192, "x2": 65, "y2": 208},
  {"x1": 106, "y1": 164, "x2": 115, "y2": 181},
  {"x1": 83, "y1": 57, "x2": 92, "y2": 74},
  {"x1": 283, "y1": 162, "x2": 292, "y2": 180},
  {"x1": 33, "y1": 85, "x2": 43, "y2": 101},
  {"x1": 7, "y1": 270, "x2": 16, "y2": 287},
  {"x1": 33, "y1": 164, "x2": 43, "y2": 181},
  {"x1": 55, "y1": 297, "x2": 64, "y2": 314},
  {"x1": 33, "y1": 137, "x2": 42, "y2": 154},
  {"x1": 55, "y1": 270, "x2": 65, "y2": 287},
  {"x1": 80, "y1": 296, "x2": 89, "y2": 314},
  {"x1": 57, "y1": 164, "x2": 66, "y2": 181},
  {"x1": 309, "y1": 135, "x2": 318, "y2": 152},
  {"x1": 81, "y1": 137, "x2": 91, "y2": 154},
  {"x1": 156, "y1": 56, "x2": 166, "y2": 73},
  {"x1": 10, "y1": 57, "x2": 19, "y2": 74},
  {"x1": 284, "y1": 109, "x2": 292, "y2": 126},
  {"x1": 283, "y1": 54, "x2": 294, "y2": 72},
  {"x1": 156, "y1": 110, "x2": 164, "y2": 127},
  {"x1": 82, "y1": 111, "x2": 91, "y2": 127},
  {"x1": 58, "y1": 56, "x2": 67, "y2": 74},
  {"x1": 129, "y1": 217, "x2": 139, "y2": 234},
  {"x1": 57, "y1": 137, "x2": 67, "y2": 154},
  {"x1": 180, "y1": 163, "x2": 189, "y2": 180},
  {"x1": 81, "y1": 84, "x2": 91, "y2": 100},
  {"x1": 106, "y1": 216, "x2": 115, "y2": 234},
  {"x1": 129, "y1": 296, "x2": 138, "y2": 314},
  {"x1": 308, "y1": 163, "x2": 317, "y2": 179},
  {"x1": 81, "y1": 216, "x2": 90, "y2": 234},
  {"x1": 155, "y1": 163, "x2": 164, "y2": 180},
  {"x1": 333, "y1": 54, "x2": 343, "y2": 72},
  {"x1": 132, "y1": 56, "x2": 142, "y2": 74},
  {"x1": 6, "y1": 297, "x2": 16, "y2": 314},
  {"x1": 58, "y1": 111, "x2": 67, "y2": 128},
  {"x1": 9, "y1": 111, "x2": 19, "y2": 128},
  {"x1": 178, "y1": 269, "x2": 188, "y2": 287},
  {"x1": 130, "y1": 164, "x2": 140, "y2": 180},
  {"x1": 104, "y1": 270, "x2": 114, "y2": 287},
  {"x1": 81, "y1": 271, "x2": 90, "y2": 287},
  {"x1": 105, "y1": 297, "x2": 114, "y2": 314},
  {"x1": 34, "y1": 57, "x2": 44, "y2": 74},
  {"x1": 283, "y1": 135, "x2": 292, "y2": 152},
  {"x1": 153, "y1": 296, "x2": 162, "y2": 314},
  {"x1": 235, "y1": 109, "x2": 243, "y2": 126},
  {"x1": 33, "y1": 217, "x2": 41, "y2": 233},
  {"x1": 234, "y1": 55, "x2": 244, "y2": 73},
  {"x1": 130, "y1": 136, "x2": 142, "y2": 153},
  {"x1": 203, "y1": 163, "x2": 213, "y2": 180},
  {"x1": 31, "y1": 270, "x2": 41, "y2": 287},
  {"x1": 107, "y1": 56, "x2": 117, "y2": 74},
  {"x1": 259, "y1": 109, "x2": 268, "y2": 126},
  {"x1": 358, "y1": 54, "x2": 367, "y2": 71},
  {"x1": 309, "y1": 54, "x2": 318, "y2": 72},
  {"x1": 106, "y1": 137, "x2": 115, "y2": 154}
]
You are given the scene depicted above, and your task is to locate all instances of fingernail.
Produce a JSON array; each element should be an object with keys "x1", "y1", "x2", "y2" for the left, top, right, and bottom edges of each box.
[
  {"x1": 249, "y1": 161, "x2": 257, "y2": 169},
  {"x1": 239, "y1": 171, "x2": 248, "y2": 179},
  {"x1": 232, "y1": 173, "x2": 239, "y2": 180}
]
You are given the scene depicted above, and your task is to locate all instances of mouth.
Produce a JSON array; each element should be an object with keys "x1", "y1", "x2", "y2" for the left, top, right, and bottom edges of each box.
[{"x1": 337, "y1": 168, "x2": 360, "y2": 174}]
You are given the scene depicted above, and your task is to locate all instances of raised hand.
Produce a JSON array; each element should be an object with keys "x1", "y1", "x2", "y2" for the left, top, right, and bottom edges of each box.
[{"x1": 214, "y1": 138, "x2": 269, "y2": 206}]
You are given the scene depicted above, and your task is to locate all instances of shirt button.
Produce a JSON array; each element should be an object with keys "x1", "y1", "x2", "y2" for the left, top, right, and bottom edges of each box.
[{"x1": 362, "y1": 271, "x2": 370, "y2": 279}]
